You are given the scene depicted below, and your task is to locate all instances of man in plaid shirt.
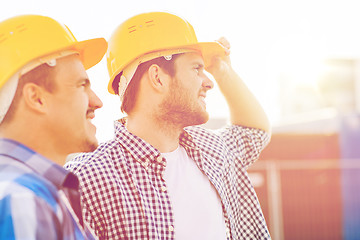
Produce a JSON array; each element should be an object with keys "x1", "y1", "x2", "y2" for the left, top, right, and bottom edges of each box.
[{"x1": 65, "y1": 12, "x2": 271, "y2": 239}]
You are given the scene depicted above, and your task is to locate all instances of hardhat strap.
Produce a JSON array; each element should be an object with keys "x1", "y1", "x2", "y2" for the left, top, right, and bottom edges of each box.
[
  {"x1": 119, "y1": 48, "x2": 198, "y2": 101},
  {"x1": 0, "y1": 74, "x2": 18, "y2": 124},
  {"x1": 20, "y1": 50, "x2": 78, "y2": 76},
  {"x1": 0, "y1": 50, "x2": 78, "y2": 124}
]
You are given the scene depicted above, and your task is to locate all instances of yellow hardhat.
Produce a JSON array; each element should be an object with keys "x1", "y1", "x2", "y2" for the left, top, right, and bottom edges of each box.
[
  {"x1": 0, "y1": 14, "x2": 107, "y2": 90},
  {"x1": 106, "y1": 12, "x2": 226, "y2": 95}
]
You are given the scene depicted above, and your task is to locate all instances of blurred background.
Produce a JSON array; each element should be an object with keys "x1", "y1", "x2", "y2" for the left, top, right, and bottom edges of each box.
[{"x1": 2, "y1": 0, "x2": 360, "y2": 239}]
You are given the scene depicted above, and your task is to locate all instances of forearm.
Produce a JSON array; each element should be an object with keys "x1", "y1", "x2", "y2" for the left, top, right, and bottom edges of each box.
[
  {"x1": 216, "y1": 68, "x2": 270, "y2": 132},
  {"x1": 206, "y1": 37, "x2": 270, "y2": 132}
]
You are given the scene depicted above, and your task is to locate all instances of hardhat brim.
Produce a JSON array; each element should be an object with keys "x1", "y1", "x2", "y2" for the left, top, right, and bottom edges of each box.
[
  {"x1": 107, "y1": 40, "x2": 226, "y2": 94},
  {"x1": 70, "y1": 37, "x2": 107, "y2": 70},
  {"x1": 195, "y1": 41, "x2": 227, "y2": 67}
]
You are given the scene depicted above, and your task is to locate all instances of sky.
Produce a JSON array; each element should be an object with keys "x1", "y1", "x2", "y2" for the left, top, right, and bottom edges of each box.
[{"x1": 2, "y1": 0, "x2": 360, "y2": 143}]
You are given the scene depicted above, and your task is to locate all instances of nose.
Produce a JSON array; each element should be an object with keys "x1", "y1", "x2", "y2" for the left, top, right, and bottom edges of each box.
[
  {"x1": 89, "y1": 89, "x2": 103, "y2": 110},
  {"x1": 202, "y1": 73, "x2": 214, "y2": 90}
]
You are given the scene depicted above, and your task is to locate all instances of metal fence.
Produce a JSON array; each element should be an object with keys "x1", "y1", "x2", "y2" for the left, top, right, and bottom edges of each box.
[{"x1": 248, "y1": 159, "x2": 360, "y2": 240}]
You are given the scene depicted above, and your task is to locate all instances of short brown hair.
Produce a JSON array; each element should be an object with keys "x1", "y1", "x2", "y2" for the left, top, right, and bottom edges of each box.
[
  {"x1": 2, "y1": 63, "x2": 56, "y2": 123},
  {"x1": 112, "y1": 54, "x2": 183, "y2": 114}
]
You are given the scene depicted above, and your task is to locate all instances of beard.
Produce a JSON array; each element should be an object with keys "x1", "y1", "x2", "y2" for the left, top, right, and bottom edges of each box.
[
  {"x1": 73, "y1": 131, "x2": 99, "y2": 153},
  {"x1": 79, "y1": 140, "x2": 99, "y2": 153},
  {"x1": 157, "y1": 79, "x2": 209, "y2": 128}
]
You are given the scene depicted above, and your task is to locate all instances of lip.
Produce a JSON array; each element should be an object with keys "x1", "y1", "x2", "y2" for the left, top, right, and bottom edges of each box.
[
  {"x1": 86, "y1": 110, "x2": 95, "y2": 120},
  {"x1": 87, "y1": 116, "x2": 97, "y2": 131},
  {"x1": 199, "y1": 91, "x2": 206, "y2": 98},
  {"x1": 199, "y1": 94, "x2": 206, "y2": 106}
]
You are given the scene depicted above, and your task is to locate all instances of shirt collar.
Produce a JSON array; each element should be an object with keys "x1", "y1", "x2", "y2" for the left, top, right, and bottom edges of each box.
[
  {"x1": 180, "y1": 128, "x2": 198, "y2": 149},
  {"x1": 114, "y1": 118, "x2": 199, "y2": 167},
  {"x1": 114, "y1": 119, "x2": 160, "y2": 169},
  {"x1": 0, "y1": 138, "x2": 79, "y2": 190}
]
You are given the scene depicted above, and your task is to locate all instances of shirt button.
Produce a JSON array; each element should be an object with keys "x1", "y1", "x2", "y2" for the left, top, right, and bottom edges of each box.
[
  {"x1": 169, "y1": 225, "x2": 174, "y2": 232},
  {"x1": 161, "y1": 186, "x2": 167, "y2": 192},
  {"x1": 156, "y1": 156, "x2": 162, "y2": 163}
]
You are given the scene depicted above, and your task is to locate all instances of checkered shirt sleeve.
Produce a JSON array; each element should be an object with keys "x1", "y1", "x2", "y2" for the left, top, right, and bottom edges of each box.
[{"x1": 209, "y1": 124, "x2": 270, "y2": 168}]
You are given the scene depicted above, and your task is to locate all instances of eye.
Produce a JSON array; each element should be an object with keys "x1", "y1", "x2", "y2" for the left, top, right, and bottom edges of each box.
[
  {"x1": 194, "y1": 65, "x2": 202, "y2": 74},
  {"x1": 79, "y1": 79, "x2": 90, "y2": 88}
]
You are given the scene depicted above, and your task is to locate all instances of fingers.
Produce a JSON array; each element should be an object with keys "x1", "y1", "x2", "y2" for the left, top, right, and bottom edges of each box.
[
  {"x1": 205, "y1": 36, "x2": 232, "y2": 75},
  {"x1": 216, "y1": 37, "x2": 231, "y2": 55}
]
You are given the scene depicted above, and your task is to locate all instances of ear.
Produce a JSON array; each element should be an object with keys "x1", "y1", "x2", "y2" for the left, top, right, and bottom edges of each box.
[
  {"x1": 22, "y1": 83, "x2": 47, "y2": 114},
  {"x1": 147, "y1": 64, "x2": 169, "y2": 93}
]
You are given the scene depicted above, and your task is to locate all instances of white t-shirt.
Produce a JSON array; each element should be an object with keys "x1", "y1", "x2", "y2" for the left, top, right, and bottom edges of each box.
[{"x1": 162, "y1": 146, "x2": 227, "y2": 240}]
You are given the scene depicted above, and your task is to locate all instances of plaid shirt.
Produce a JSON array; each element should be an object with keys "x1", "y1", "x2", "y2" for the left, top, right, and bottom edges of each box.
[
  {"x1": 0, "y1": 138, "x2": 95, "y2": 240},
  {"x1": 65, "y1": 119, "x2": 271, "y2": 239}
]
